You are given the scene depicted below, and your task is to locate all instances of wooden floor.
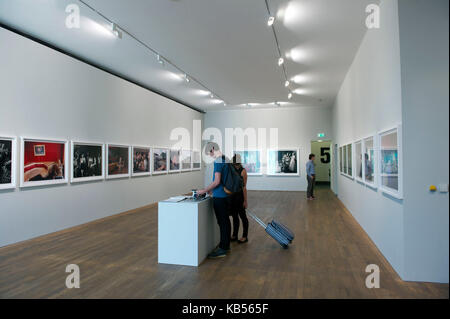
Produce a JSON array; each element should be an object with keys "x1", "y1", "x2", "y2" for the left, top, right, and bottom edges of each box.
[{"x1": 0, "y1": 187, "x2": 448, "y2": 299}]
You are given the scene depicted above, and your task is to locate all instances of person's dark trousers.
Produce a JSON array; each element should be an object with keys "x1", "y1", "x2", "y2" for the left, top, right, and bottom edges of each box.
[
  {"x1": 230, "y1": 191, "x2": 249, "y2": 238},
  {"x1": 213, "y1": 196, "x2": 231, "y2": 250},
  {"x1": 307, "y1": 175, "x2": 315, "y2": 198}
]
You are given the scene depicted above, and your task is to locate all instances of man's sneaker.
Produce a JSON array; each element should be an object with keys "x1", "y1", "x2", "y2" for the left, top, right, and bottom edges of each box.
[{"x1": 208, "y1": 247, "x2": 227, "y2": 259}]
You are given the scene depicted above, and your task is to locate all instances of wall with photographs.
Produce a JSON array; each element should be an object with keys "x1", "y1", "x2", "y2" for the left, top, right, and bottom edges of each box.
[
  {"x1": 204, "y1": 107, "x2": 332, "y2": 191},
  {"x1": 0, "y1": 27, "x2": 203, "y2": 247},
  {"x1": 398, "y1": 0, "x2": 449, "y2": 283},
  {"x1": 331, "y1": 0, "x2": 405, "y2": 278}
]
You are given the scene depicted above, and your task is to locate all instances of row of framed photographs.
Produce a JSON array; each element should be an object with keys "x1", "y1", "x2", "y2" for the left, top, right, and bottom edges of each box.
[
  {"x1": 339, "y1": 124, "x2": 403, "y2": 199},
  {"x1": 0, "y1": 136, "x2": 201, "y2": 190},
  {"x1": 233, "y1": 149, "x2": 299, "y2": 176}
]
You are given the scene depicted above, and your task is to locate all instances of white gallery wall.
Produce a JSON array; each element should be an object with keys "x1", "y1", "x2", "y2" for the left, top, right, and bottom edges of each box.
[
  {"x1": 0, "y1": 27, "x2": 204, "y2": 247},
  {"x1": 331, "y1": 0, "x2": 405, "y2": 277},
  {"x1": 204, "y1": 107, "x2": 332, "y2": 191},
  {"x1": 398, "y1": 0, "x2": 449, "y2": 283}
]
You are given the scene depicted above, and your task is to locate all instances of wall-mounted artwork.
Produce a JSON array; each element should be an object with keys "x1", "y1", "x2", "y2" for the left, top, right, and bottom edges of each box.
[
  {"x1": 343, "y1": 145, "x2": 348, "y2": 174},
  {"x1": 267, "y1": 149, "x2": 299, "y2": 176},
  {"x1": 20, "y1": 137, "x2": 68, "y2": 187},
  {"x1": 355, "y1": 140, "x2": 363, "y2": 181},
  {"x1": 347, "y1": 143, "x2": 353, "y2": 178},
  {"x1": 106, "y1": 144, "x2": 130, "y2": 179},
  {"x1": 234, "y1": 150, "x2": 262, "y2": 175},
  {"x1": 181, "y1": 149, "x2": 192, "y2": 172},
  {"x1": 363, "y1": 136, "x2": 376, "y2": 186},
  {"x1": 379, "y1": 124, "x2": 402, "y2": 198},
  {"x1": 192, "y1": 150, "x2": 201, "y2": 170},
  {"x1": 152, "y1": 147, "x2": 168, "y2": 175},
  {"x1": 71, "y1": 142, "x2": 104, "y2": 183},
  {"x1": 0, "y1": 136, "x2": 16, "y2": 190},
  {"x1": 132, "y1": 146, "x2": 151, "y2": 176},
  {"x1": 339, "y1": 146, "x2": 343, "y2": 173},
  {"x1": 169, "y1": 149, "x2": 181, "y2": 173}
]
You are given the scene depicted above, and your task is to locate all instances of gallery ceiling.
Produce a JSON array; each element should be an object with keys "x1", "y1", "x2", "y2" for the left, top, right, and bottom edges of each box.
[{"x1": 0, "y1": 0, "x2": 374, "y2": 112}]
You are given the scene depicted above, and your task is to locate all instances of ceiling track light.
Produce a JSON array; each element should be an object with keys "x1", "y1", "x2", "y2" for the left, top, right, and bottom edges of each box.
[
  {"x1": 284, "y1": 80, "x2": 290, "y2": 87},
  {"x1": 278, "y1": 57, "x2": 284, "y2": 66},
  {"x1": 267, "y1": 16, "x2": 275, "y2": 26},
  {"x1": 288, "y1": 92, "x2": 293, "y2": 99},
  {"x1": 210, "y1": 94, "x2": 214, "y2": 99},
  {"x1": 157, "y1": 54, "x2": 164, "y2": 65},
  {"x1": 274, "y1": 101, "x2": 281, "y2": 107},
  {"x1": 109, "y1": 23, "x2": 122, "y2": 38},
  {"x1": 184, "y1": 74, "x2": 190, "y2": 83}
]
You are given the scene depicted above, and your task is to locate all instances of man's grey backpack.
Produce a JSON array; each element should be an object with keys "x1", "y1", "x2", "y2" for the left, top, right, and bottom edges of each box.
[{"x1": 220, "y1": 156, "x2": 244, "y2": 195}]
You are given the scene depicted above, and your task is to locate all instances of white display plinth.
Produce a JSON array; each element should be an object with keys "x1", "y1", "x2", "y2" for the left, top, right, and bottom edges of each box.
[{"x1": 158, "y1": 197, "x2": 219, "y2": 267}]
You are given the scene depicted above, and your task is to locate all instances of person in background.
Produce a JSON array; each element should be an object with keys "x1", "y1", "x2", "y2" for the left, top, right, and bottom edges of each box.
[
  {"x1": 230, "y1": 154, "x2": 249, "y2": 244},
  {"x1": 197, "y1": 142, "x2": 231, "y2": 259},
  {"x1": 306, "y1": 153, "x2": 316, "y2": 200}
]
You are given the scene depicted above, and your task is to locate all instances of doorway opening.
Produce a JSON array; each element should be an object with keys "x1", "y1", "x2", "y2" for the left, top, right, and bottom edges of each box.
[{"x1": 310, "y1": 140, "x2": 332, "y2": 188}]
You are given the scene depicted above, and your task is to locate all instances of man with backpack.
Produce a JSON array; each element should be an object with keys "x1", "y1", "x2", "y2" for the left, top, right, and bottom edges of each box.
[{"x1": 197, "y1": 142, "x2": 243, "y2": 259}]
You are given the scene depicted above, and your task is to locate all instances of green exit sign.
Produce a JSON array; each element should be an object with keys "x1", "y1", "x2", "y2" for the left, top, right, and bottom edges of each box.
[{"x1": 317, "y1": 133, "x2": 325, "y2": 138}]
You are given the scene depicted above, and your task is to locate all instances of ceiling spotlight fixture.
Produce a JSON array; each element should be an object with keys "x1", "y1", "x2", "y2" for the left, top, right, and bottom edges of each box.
[
  {"x1": 278, "y1": 57, "x2": 284, "y2": 66},
  {"x1": 223, "y1": 102, "x2": 227, "y2": 106},
  {"x1": 183, "y1": 74, "x2": 190, "y2": 83},
  {"x1": 109, "y1": 23, "x2": 122, "y2": 38},
  {"x1": 288, "y1": 92, "x2": 292, "y2": 99},
  {"x1": 210, "y1": 94, "x2": 214, "y2": 99},
  {"x1": 157, "y1": 54, "x2": 164, "y2": 65},
  {"x1": 267, "y1": 16, "x2": 275, "y2": 26},
  {"x1": 284, "y1": 80, "x2": 290, "y2": 87},
  {"x1": 274, "y1": 101, "x2": 281, "y2": 107}
]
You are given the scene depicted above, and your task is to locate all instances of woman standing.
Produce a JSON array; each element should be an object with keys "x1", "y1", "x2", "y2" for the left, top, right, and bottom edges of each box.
[{"x1": 230, "y1": 154, "x2": 249, "y2": 244}]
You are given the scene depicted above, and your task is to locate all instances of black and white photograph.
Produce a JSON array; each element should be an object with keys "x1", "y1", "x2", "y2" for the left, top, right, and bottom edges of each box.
[
  {"x1": 267, "y1": 149, "x2": 299, "y2": 176},
  {"x1": 71, "y1": 142, "x2": 104, "y2": 183},
  {"x1": 152, "y1": 147, "x2": 168, "y2": 175},
  {"x1": 0, "y1": 137, "x2": 15, "y2": 189},
  {"x1": 132, "y1": 146, "x2": 151, "y2": 176},
  {"x1": 180, "y1": 149, "x2": 192, "y2": 171}
]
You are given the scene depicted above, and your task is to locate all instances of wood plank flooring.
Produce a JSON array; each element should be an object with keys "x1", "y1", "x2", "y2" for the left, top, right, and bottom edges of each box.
[{"x1": 0, "y1": 187, "x2": 448, "y2": 298}]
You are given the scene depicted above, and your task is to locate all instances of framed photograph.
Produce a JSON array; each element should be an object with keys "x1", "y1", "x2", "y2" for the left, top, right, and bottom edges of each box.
[
  {"x1": 152, "y1": 147, "x2": 168, "y2": 175},
  {"x1": 192, "y1": 150, "x2": 201, "y2": 170},
  {"x1": 132, "y1": 146, "x2": 151, "y2": 177},
  {"x1": 180, "y1": 149, "x2": 192, "y2": 172},
  {"x1": 378, "y1": 124, "x2": 403, "y2": 199},
  {"x1": 0, "y1": 136, "x2": 16, "y2": 190},
  {"x1": 363, "y1": 135, "x2": 377, "y2": 188},
  {"x1": 169, "y1": 149, "x2": 181, "y2": 173},
  {"x1": 71, "y1": 141, "x2": 104, "y2": 183},
  {"x1": 347, "y1": 143, "x2": 353, "y2": 179},
  {"x1": 267, "y1": 149, "x2": 299, "y2": 176},
  {"x1": 20, "y1": 137, "x2": 68, "y2": 188},
  {"x1": 234, "y1": 150, "x2": 262, "y2": 175},
  {"x1": 343, "y1": 145, "x2": 348, "y2": 175},
  {"x1": 106, "y1": 144, "x2": 130, "y2": 179},
  {"x1": 355, "y1": 140, "x2": 363, "y2": 182}
]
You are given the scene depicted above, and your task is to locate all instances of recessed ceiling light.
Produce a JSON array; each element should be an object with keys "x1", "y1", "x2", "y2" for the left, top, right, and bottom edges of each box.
[
  {"x1": 184, "y1": 74, "x2": 190, "y2": 83},
  {"x1": 278, "y1": 57, "x2": 284, "y2": 66},
  {"x1": 210, "y1": 94, "x2": 214, "y2": 99},
  {"x1": 284, "y1": 80, "x2": 290, "y2": 87},
  {"x1": 267, "y1": 16, "x2": 275, "y2": 26},
  {"x1": 288, "y1": 93, "x2": 292, "y2": 99}
]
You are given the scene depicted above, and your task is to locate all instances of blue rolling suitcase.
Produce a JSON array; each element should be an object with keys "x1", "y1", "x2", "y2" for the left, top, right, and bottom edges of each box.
[{"x1": 247, "y1": 211, "x2": 293, "y2": 249}]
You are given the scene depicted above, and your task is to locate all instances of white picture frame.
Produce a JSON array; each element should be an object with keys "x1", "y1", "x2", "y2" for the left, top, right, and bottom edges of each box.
[
  {"x1": 106, "y1": 143, "x2": 131, "y2": 179},
  {"x1": 354, "y1": 140, "x2": 363, "y2": 182},
  {"x1": 169, "y1": 149, "x2": 181, "y2": 173},
  {"x1": 234, "y1": 149, "x2": 263, "y2": 176},
  {"x1": 152, "y1": 147, "x2": 169, "y2": 175},
  {"x1": 131, "y1": 145, "x2": 152, "y2": 177},
  {"x1": 70, "y1": 141, "x2": 105, "y2": 183},
  {"x1": 378, "y1": 124, "x2": 403, "y2": 199},
  {"x1": 180, "y1": 149, "x2": 192, "y2": 172},
  {"x1": 362, "y1": 134, "x2": 377, "y2": 189},
  {"x1": 0, "y1": 135, "x2": 17, "y2": 190},
  {"x1": 20, "y1": 137, "x2": 69, "y2": 188},
  {"x1": 191, "y1": 150, "x2": 201, "y2": 171},
  {"x1": 266, "y1": 148, "x2": 300, "y2": 176}
]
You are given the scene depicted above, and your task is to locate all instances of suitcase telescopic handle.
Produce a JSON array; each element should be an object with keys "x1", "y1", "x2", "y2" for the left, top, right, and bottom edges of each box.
[{"x1": 247, "y1": 210, "x2": 267, "y2": 229}]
